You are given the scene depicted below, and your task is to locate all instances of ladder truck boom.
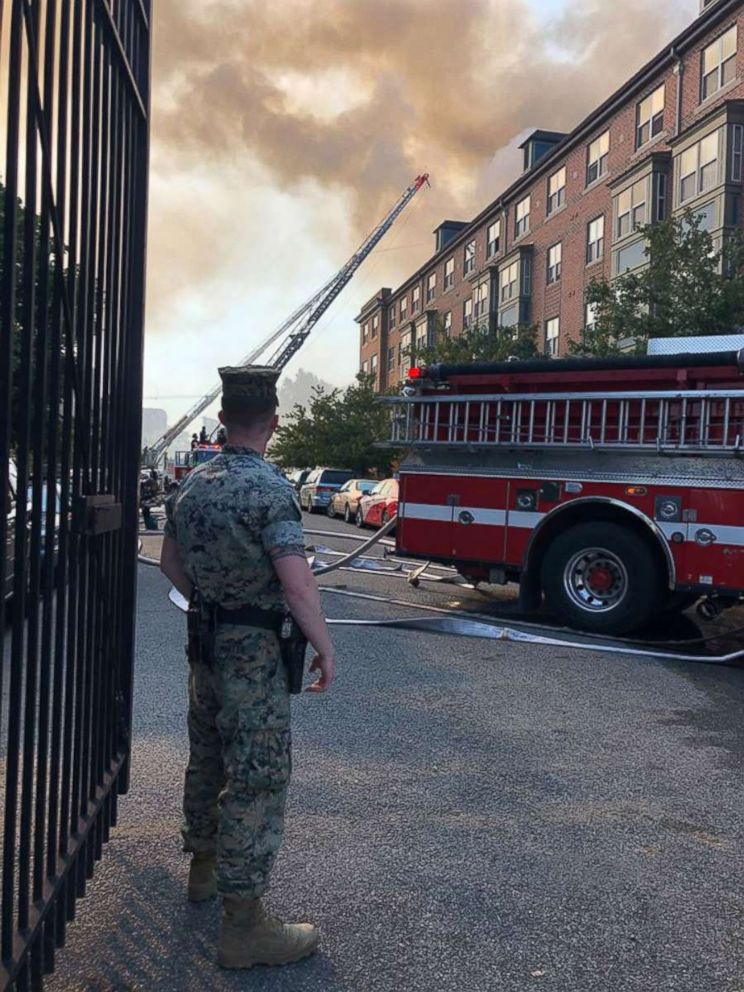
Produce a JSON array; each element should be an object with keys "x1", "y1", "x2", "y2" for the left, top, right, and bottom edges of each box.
[{"x1": 143, "y1": 173, "x2": 430, "y2": 469}]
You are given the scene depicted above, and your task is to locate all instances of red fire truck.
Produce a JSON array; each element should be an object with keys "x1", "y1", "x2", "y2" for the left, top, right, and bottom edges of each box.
[
  {"x1": 386, "y1": 349, "x2": 744, "y2": 635},
  {"x1": 173, "y1": 444, "x2": 223, "y2": 483}
]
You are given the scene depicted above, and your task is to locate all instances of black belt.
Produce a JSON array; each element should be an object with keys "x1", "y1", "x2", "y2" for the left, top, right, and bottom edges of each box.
[{"x1": 214, "y1": 603, "x2": 285, "y2": 632}]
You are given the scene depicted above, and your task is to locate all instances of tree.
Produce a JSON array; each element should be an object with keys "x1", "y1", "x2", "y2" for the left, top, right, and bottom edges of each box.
[
  {"x1": 270, "y1": 373, "x2": 395, "y2": 476},
  {"x1": 575, "y1": 211, "x2": 744, "y2": 357},
  {"x1": 413, "y1": 316, "x2": 539, "y2": 366}
]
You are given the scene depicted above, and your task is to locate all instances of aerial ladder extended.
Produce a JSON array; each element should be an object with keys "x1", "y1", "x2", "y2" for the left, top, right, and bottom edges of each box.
[{"x1": 142, "y1": 173, "x2": 431, "y2": 469}]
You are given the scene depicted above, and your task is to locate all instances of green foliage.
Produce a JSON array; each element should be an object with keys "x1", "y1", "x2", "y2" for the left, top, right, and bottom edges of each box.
[
  {"x1": 270, "y1": 373, "x2": 395, "y2": 476},
  {"x1": 413, "y1": 316, "x2": 539, "y2": 366},
  {"x1": 575, "y1": 210, "x2": 744, "y2": 357}
]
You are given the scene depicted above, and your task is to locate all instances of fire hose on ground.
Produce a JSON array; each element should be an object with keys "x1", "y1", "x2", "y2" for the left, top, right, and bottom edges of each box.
[{"x1": 138, "y1": 517, "x2": 744, "y2": 667}]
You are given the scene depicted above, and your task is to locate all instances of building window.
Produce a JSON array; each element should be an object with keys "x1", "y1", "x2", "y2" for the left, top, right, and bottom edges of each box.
[
  {"x1": 515, "y1": 196, "x2": 530, "y2": 238},
  {"x1": 702, "y1": 25, "x2": 737, "y2": 101},
  {"x1": 415, "y1": 324, "x2": 428, "y2": 352},
  {"x1": 388, "y1": 305, "x2": 396, "y2": 328},
  {"x1": 547, "y1": 167, "x2": 566, "y2": 215},
  {"x1": 487, "y1": 219, "x2": 501, "y2": 258},
  {"x1": 679, "y1": 130, "x2": 720, "y2": 203},
  {"x1": 463, "y1": 240, "x2": 476, "y2": 275},
  {"x1": 444, "y1": 257, "x2": 455, "y2": 291},
  {"x1": 443, "y1": 311, "x2": 452, "y2": 336},
  {"x1": 547, "y1": 242, "x2": 562, "y2": 284},
  {"x1": 473, "y1": 282, "x2": 490, "y2": 320},
  {"x1": 500, "y1": 261, "x2": 519, "y2": 302},
  {"x1": 586, "y1": 301, "x2": 599, "y2": 331},
  {"x1": 545, "y1": 317, "x2": 560, "y2": 357},
  {"x1": 587, "y1": 215, "x2": 605, "y2": 264},
  {"x1": 400, "y1": 296, "x2": 408, "y2": 321},
  {"x1": 616, "y1": 239, "x2": 647, "y2": 274},
  {"x1": 362, "y1": 360, "x2": 369, "y2": 374},
  {"x1": 426, "y1": 272, "x2": 437, "y2": 302},
  {"x1": 586, "y1": 131, "x2": 609, "y2": 185},
  {"x1": 655, "y1": 172, "x2": 668, "y2": 222},
  {"x1": 399, "y1": 329, "x2": 412, "y2": 365},
  {"x1": 412, "y1": 286, "x2": 421, "y2": 313},
  {"x1": 636, "y1": 85, "x2": 665, "y2": 148},
  {"x1": 616, "y1": 179, "x2": 647, "y2": 240},
  {"x1": 372, "y1": 314, "x2": 379, "y2": 337},
  {"x1": 463, "y1": 298, "x2": 473, "y2": 329},
  {"x1": 387, "y1": 346, "x2": 395, "y2": 371},
  {"x1": 362, "y1": 322, "x2": 369, "y2": 343},
  {"x1": 732, "y1": 124, "x2": 744, "y2": 182},
  {"x1": 370, "y1": 353, "x2": 378, "y2": 377}
]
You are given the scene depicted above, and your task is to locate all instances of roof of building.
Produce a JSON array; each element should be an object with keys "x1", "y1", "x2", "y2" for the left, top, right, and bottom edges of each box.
[{"x1": 355, "y1": 0, "x2": 739, "y2": 321}]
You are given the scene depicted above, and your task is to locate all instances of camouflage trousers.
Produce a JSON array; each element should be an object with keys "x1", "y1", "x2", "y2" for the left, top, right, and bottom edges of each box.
[{"x1": 182, "y1": 626, "x2": 291, "y2": 899}]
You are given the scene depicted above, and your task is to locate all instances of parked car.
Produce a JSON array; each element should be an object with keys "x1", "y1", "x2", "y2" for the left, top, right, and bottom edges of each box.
[
  {"x1": 287, "y1": 468, "x2": 311, "y2": 493},
  {"x1": 357, "y1": 478, "x2": 399, "y2": 529},
  {"x1": 4, "y1": 460, "x2": 18, "y2": 600},
  {"x1": 299, "y1": 468, "x2": 353, "y2": 513},
  {"x1": 326, "y1": 479, "x2": 377, "y2": 522}
]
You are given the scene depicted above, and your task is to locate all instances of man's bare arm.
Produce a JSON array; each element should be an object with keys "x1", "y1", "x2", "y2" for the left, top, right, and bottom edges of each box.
[
  {"x1": 160, "y1": 534, "x2": 193, "y2": 600},
  {"x1": 271, "y1": 552, "x2": 335, "y2": 693}
]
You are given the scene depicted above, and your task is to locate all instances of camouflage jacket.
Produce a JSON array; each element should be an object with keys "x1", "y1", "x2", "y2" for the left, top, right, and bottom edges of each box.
[{"x1": 164, "y1": 445, "x2": 304, "y2": 611}]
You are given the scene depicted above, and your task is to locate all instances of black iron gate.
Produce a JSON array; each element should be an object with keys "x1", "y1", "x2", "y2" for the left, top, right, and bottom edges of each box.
[{"x1": 0, "y1": 0, "x2": 150, "y2": 987}]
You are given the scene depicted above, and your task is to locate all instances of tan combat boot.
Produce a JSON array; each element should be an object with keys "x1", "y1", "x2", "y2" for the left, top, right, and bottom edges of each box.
[
  {"x1": 217, "y1": 895, "x2": 320, "y2": 969},
  {"x1": 187, "y1": 853, "x2": 217, "y2": 902}
]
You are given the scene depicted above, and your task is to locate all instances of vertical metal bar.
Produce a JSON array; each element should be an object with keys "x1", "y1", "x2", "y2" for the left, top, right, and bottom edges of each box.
[
  {"x1": 600, "y1": 400, "x2": 607, "y2": 445},
  {"x1": 640, "y1": 398, "x2": 647, "y2": 447},
  {"x1": 463, "y1": 401, "x2": 470, "y2": 444},
  {"x1": 722, "y1": 397, "x2": 730, "y2": 448}
]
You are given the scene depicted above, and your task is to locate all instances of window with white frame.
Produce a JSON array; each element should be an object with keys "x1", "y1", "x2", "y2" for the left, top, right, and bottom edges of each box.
[
  {"x1": 426, "y1": 272, "x2": 437, "y2": 302},
  {"x1": 586, "y1": 301, "x2": 599, "y2": 331},
  {"x1": 586, "y1": 131, "x2": 609, "y2": 185},
  {"x1": 500, "y1": 261, "x2": 519, "y2": 302},
  {"x1": 412, "y1": 286, "x2": 421, "y2": 313},
  {"x1": 372, "y1": 314, "x2": 379, "y2": 337},
  {"x1": 702, "y1": 25, "x2": 737, "y2": 101},
  {"x1": 444, "y1": 257, "x2": 455, "y2": 290},
  {"x1": 545, "y1": 317, "x2": 560, "y2": 357},
  {"x1": 616, "y1": 179, "x2": 647, "y2": 239},
  {"x1": 732, "y1": 124, "x2": 744, "y2": 182},
  {"x1": 487, "y1": 219, "x2": 501, "y2": 257},
  {"x1": 400, "y1": 296, "x2": 408, "y2": 320},
  {"x1": 636, "y1": 85, "x2": 665, "y2": 148},
  {"x1": 587, "y1": 215, "x2": 605, "y2": 264},
  {"x1": 547, "y1": 167, "x2": 566, "y2": 215},
  {"x1": 399, "y1": 329, "x2": 412, "y2": 364},
  {"x1": 442, "y1": 311, "x2": 452, "y2": 336},
  {"x1": 388, "y1": 305, "x2": 396, "y2": 328},
  {"x1": 515, "y1": 196, "x2": 530, "y2": 238},
  {"x1": 655, "y1": 171, "x2": 668, "y2": 222},
  {"x1": 463, "y1": 240, "x2": 476, "y2": 275},
  {"x1": 679, "y1": 130, "x2": 720, "y2": 203},
  {"x1": 547, "y1": 242, "x2": 562, "y2": 284},
  {"x1": 387, "y1": 346, "x2": 395, "y2": 371},
  {"x1": 362, "y1": 322, "x2": 369, "y2": 342},
  {"x1": 473, "y1": 282, "x2": 490, "y2": 320},
  {"x1": 463, "y1": 298, "x2": 473, "y2": 329},
  {"x1": 415, "y1": 322, "x2": 428, "y2": 352},
  {"x1": 362, "y1": 359, "x2": 369, "y2": 373},
  {"x1": 370, "y1": 353, "x2": 378, "y2": 376}
]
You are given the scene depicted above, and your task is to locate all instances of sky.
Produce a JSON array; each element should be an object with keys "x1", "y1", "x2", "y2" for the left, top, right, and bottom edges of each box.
[{"x1": 143, "y1": 0, "x2": 699, "y2": 425}]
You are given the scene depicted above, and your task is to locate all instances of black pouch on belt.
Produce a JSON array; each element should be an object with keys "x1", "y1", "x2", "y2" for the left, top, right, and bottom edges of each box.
[
  {"x1": 188, "y1": 589, "x2": 217, "y2": 667},
  {"x1": 279, "y1": 614, "x2": 309, "y2": 695}
]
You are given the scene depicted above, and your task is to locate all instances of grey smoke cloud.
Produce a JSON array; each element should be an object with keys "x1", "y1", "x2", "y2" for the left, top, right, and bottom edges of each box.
[{"x1": 148, "y1": 0, "x2": 697, "y2": 321}]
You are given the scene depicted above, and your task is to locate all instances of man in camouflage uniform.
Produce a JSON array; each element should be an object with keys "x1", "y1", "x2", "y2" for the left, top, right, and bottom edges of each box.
[{"x1": 160, "y1": 366, "x2": 335, "y2": 969}]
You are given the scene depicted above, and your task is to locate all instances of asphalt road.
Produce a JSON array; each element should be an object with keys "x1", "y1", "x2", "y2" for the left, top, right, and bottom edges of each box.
[{"x1": 45, "y1": 513, "x2": 744, "y2": 992}]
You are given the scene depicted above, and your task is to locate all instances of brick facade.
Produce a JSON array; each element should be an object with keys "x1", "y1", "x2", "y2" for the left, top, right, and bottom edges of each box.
[{"x1": 357, "y1": 0, "x2": 744, "y2": 391}]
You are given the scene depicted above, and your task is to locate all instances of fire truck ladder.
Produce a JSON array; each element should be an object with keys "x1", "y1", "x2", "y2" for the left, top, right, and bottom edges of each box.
[
  {"x1": 142, "y1": 174, "x2": 430, "y2": 468},
  {"x1": 386, "y1": 390, "x2": 744, "y2": 454}
]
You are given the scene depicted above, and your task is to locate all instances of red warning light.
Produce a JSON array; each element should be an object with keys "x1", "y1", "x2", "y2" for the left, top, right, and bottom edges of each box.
[{"x1": 407, "y1": 367, "x2": 423, "y2": 380}]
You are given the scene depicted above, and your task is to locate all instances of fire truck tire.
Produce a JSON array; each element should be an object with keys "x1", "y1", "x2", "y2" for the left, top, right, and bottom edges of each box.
[{"x1": 540, "y1": 522, "x2": 665, "y2": 635}]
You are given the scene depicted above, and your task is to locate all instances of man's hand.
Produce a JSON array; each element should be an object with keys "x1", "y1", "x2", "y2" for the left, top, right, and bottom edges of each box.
[{"x1": 306, "y1": 652, "x2": 335, "y2": 693}]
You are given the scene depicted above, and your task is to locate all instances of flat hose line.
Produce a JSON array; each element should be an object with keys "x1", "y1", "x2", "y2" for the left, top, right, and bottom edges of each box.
[{"x1": 139, "y1": 525, "x2": 744, "y2": 666}]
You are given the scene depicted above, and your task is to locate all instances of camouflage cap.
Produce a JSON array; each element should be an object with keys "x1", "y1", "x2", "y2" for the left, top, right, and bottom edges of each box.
[{"x1": 218, "y1": 365, "x2": 280, "y2": 402}]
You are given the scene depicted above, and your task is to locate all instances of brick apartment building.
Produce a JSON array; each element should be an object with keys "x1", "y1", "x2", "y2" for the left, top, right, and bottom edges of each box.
[{"x1": 358, "y1": 0, "x2": 744, "y2": 390}]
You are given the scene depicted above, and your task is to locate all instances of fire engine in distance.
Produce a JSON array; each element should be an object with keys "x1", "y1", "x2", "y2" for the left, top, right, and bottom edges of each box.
[{"x1": 383, "y1": 349, "x2": 744, "y2": 636}]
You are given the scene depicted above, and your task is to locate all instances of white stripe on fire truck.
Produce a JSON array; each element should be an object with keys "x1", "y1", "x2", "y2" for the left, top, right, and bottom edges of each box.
[{"x1": 398, "y1": 503, "x2": 453, "y2": 522}]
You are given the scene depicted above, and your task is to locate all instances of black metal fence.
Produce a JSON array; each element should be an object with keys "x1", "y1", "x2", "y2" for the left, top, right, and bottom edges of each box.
[{"x1": 0, "y1": 1, "x2": 150, "y2": 987}]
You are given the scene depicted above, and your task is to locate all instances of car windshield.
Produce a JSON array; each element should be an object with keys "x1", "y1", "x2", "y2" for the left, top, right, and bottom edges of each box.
[
  {"x1": 369, "y1": 483, "x2": 383, "y2": 495},
  {"x1": 321, "y1": 471, "x2": 353, "y2": 485},
  {"x1": 358, "y1": 481, "x2": 376, "y2": 492}
]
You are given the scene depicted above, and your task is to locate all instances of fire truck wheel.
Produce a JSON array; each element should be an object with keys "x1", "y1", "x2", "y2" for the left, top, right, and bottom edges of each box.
[{"x1": 541, "y1": 522, "x2": 664, "y2": 635}]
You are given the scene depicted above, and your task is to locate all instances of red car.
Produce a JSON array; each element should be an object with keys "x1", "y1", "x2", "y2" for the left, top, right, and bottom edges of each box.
[{"x1": 357, "y1": 479, "x2": 399, "y2": 529}]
